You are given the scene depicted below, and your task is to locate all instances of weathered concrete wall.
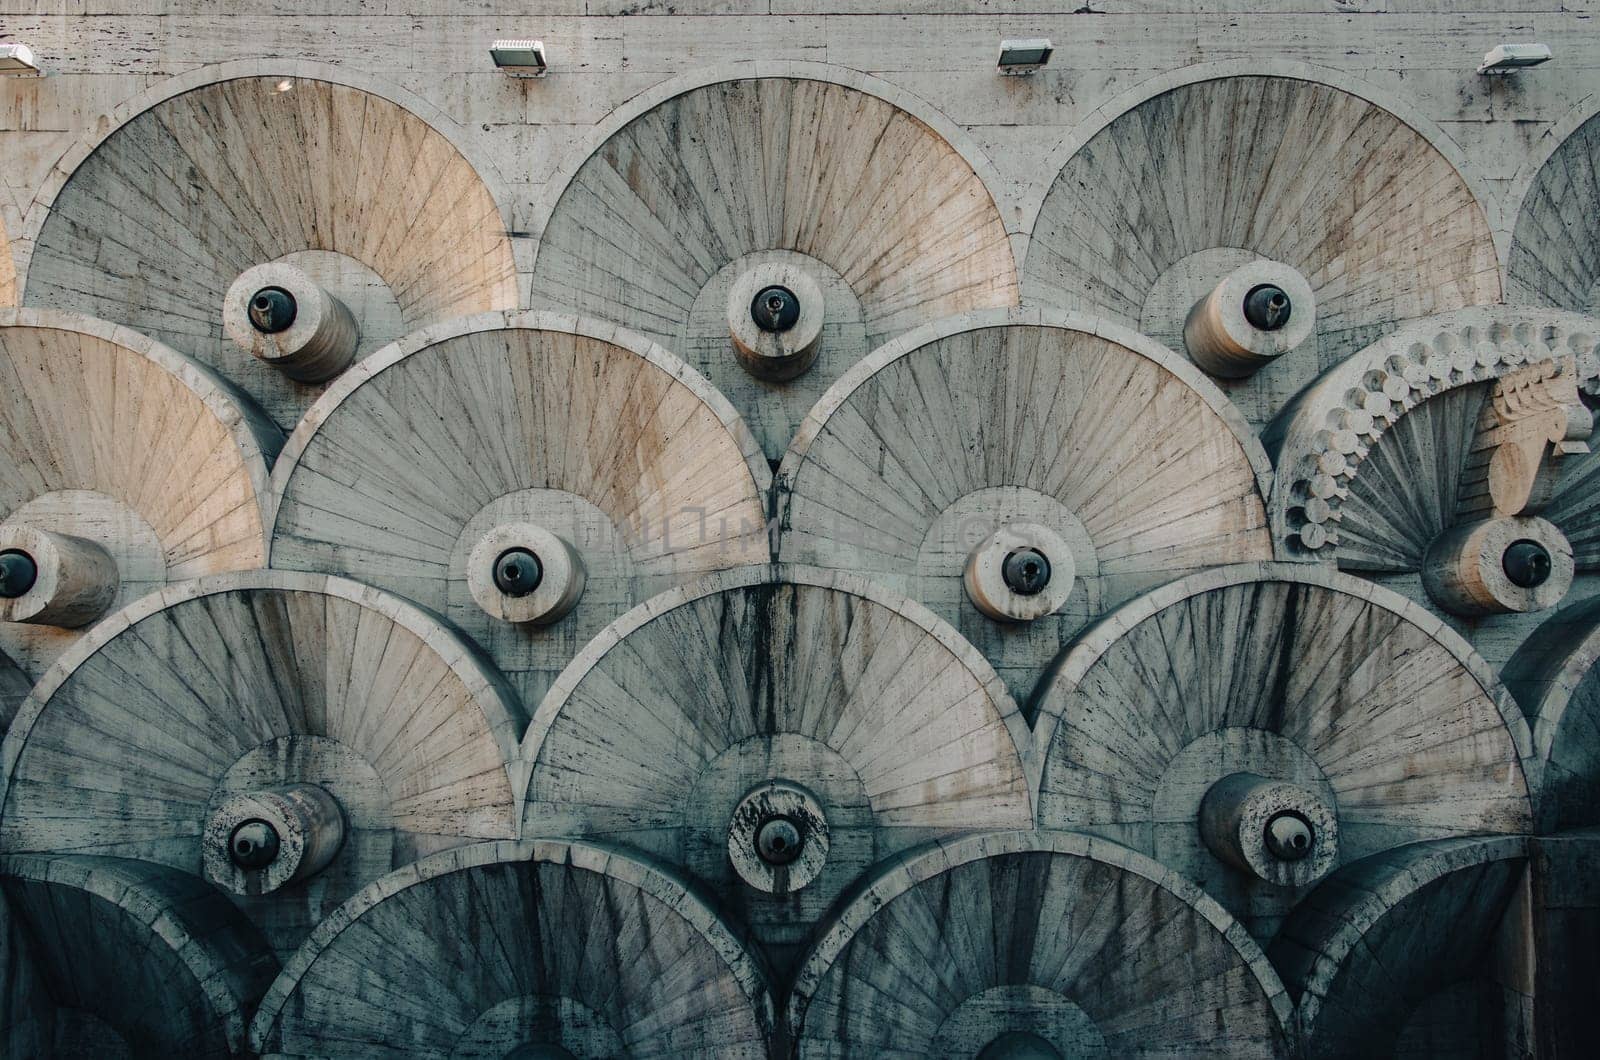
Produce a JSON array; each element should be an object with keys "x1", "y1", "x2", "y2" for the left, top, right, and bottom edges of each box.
[{"x1": 3, "y1": 2, "x2": 1600, "y2": 1057}]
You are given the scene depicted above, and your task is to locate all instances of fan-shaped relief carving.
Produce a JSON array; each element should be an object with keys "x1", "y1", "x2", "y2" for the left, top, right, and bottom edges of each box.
[
  {"x1": 0, "y1": 309, "x2": 278, "y2": 677},
  {"x1": 0, "y1": 853, "x2": 278, "y2": 1058},
  {"x1": 789, "y1": 830, "x2": 1293, "y2": 1058},
  {"x1": 24, "y1": 74, "x2": 518, "y2": 429},
  {"x1": 775, "y1": 309, "x2": 1274, "y2": 706},
  {"x1": 0, "y1": 571, "x2": 525, "y2": 958},
  {"x1": 1271, "y1": 836, "x2": 1530, "y2": 1060},
  {"x1": 1503, "y1": 596, "x2": 1600, "y2": 830},
  {"x1": 271, "y1": 312, "x2": 770, "y2": 710},
  {"x1": 1031, "y1": 564, "x2": 1534, "y2": 942},
  {"x1": 521, "y1": 566, "x2": 1032, "y2": 973},
  {"x1": 1266, "y1": 308, "x2": 1600, "y2": 627},
  {"x1": 529, "y1": 69, "x2": 1019, "y2": 461},
  {"x1": 1508, "y1": 103, "x2": 1600, "y2": 312},
  {"x1": 251, "y1": 839, "x2": 773, "y2": 1058},
  {"x1": 1025, "y1": 73, "x2": 1499, "y2": 427}
]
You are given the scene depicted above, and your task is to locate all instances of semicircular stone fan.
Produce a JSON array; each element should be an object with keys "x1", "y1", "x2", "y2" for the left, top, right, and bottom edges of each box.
[
  {"x1": 529, "y1": 75, "x2": 1018, "y2": 460},
  {"x1": 0, "y1": 570, "x2": 525, "y2": 958},
  {"x1": 775, "y1": 311, "x2": 1273, "y2": 705},
  {"x1": 0, "y1": 309, "x2": 278, "y2": 679},
  {"x1": 1031, "y1": 564, "x2": 1533, "y2": 941},
  {"x1": 250, "y1": 839, "x2": 773, "y2": 1058},
  {"x1": 1503, "y1": 596, "x2": 1600, "y2": 830},
  {"x1": 24, "y1": 76, "x2": 518, "y2": 429},
  {"x1": 0, "y1": 852, "x2": 278, "y2": 1059},
  {"x1": 270, "y1": 312, "x2": 770, "y2": 710},
  {"x1": 789, "y1": 830, "x2": 1292, "y2": 1058},
  {"x1": 1508, "y1": 108, "x2": 1600, "y2": 310},
  {"x1": 1271, "y1": 836, "x2": 1530, "y2": 1059},
  {"x1": 521, "y1": 567, "x2": 1032, "y2": 973},
  {"x1": 1265, "y1": 308, "x2": 1600, "y2": 663},
  {"x1": 1025, "y1": 75, "x2": 1499, "y2": 426}
]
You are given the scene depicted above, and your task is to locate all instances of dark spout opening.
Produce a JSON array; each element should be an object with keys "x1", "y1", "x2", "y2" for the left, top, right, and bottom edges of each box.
[
  {"x1": 493, "y1": 548, "x2": 543, "y2": 597},
  {"x1": 1264, "y1": 810, "x2": 1314, "y2": 861},
  {"x1": 229, "y1": 819, "x2": 281, "y2": 869},
  {"x1": 248, "y1": 286, "x2": 298, "y2": 334},
  {"x1": 1503, "y1": 539, "x2": 1552, "y2": 589},
  {"x1": 751, "y1": 285, "x2": 800, "y2": 333},
  {"x1": 1002, "y1": 547, "x2": 1051, "y2": 596},
  {"x1": 1243, "y1": 284, "x2": 1291, "y2": 331},
  {"x1": 0, "y1": 550, "x2": 37, "y2": 599},
  {"x1": 756, "y1": 815, "x2": 803, "y2": 865}
]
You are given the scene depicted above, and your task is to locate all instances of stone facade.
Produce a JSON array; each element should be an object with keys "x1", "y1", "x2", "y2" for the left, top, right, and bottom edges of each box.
[{"x1": 2, "y1": 2, "x2": 1600, "y2": 1057}]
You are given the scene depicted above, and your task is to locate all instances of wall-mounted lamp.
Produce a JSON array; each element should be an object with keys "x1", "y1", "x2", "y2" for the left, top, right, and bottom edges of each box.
[
  {"x1": 1478, "y1": 43, "x2": 1552, "y2": 74},
  {"x1": 492, "y1": 39, "x2": 547, "y2": 78},
  {"x1": 0, "y1": 44, "x2": 40, "y2": 77},
  {"x1": 998, "y1": 38, "x2": 1052, "y2": 75}
]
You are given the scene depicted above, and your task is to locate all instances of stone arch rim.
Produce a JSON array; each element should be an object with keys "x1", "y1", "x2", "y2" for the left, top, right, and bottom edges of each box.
[
  {"x1": 773, "y1": 306, "x2": 1276, "y2": 544},
  {"x1": 1282, "y1": 834, "x2": 1532, "y2": 1036},
  {"x1": 0, "y1": 851, "x2": 269, "y2": 1055},
  {"x1": 1026, "y1": 561, "x2": 1535, "y2": 794},
  {"x1": 1503, "y1": 92, "x2": 1600, "y2": 278},
  {"x1": 0, "y1": 305, "x2": 280, "y2": 505},
  {"x1": 525, "y1": 58, "x2": 1021, "y2": 281},
  {"x1": 0, "y1": 569, "x2": 526, "y2": 837},
  {"x1": 246, "y1": 837, "x2": 773, "y2": 1053},
  {"x1": 264, "y1": 309, "x2": 772, "y2": 552},
  {"x1": 15, "y1": 59, "x2": 517, "y2": 299},
  {"x1": 784, "y1": 828, "x2": 1293, "y2": 1043},
  {"x1": 516, "y1": 562, "x2": 1033, "y2": 807},
  {"x1": 1022, "y1": 59, "x2": 1504, "y2": 280}
]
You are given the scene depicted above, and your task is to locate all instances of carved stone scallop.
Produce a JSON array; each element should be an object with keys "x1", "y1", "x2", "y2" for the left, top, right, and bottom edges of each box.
[
  {"x1": 530, "y1": 68, "x2": 1019, "y2": 461},
  {"x1": 270, "y1": 312, "x2": 771, "y2": 710},
  {"x1": 23, "y1": 75, "x2": 517, "y2": 429},
  {"x1": 789, "y1": 830, "x2": 1293, "y2": 1058},
  {"x1": 0, "y1": 853, "x2": 277, "y2": 1059},
  {"x1": 1508, "y1": 105, "x2": 1600, "y2": 312},
  {"x1": 0, "y1": 309, "x2": 278, "y2": 677},
  {"x1": 250, "y1": 840, "x2": 773, "y2": 1058},
  {"x1": 0, "y1": 571, "x2": 526, "y2": 958},
  {"x1": 776, "y1": 308, "x2": 1274, "y2": 706},
  {"x1": 1026, "y1": 74, "x2": 1500, "y2": 427},
  {"x1": 1263, "y1": 307, "x2": 1600, "y2": 564},
  {"x1": 520, "y1": 566, "x2": 1032, "y2": 972},
  {"x1": 1031, "y1": 564, "x2": 1534, "y2": 941},
  {"x1": 1503, "y1": 596, "x2": 1600, "y2": 830},
  {"x1": 1271, "y1": 836, "x2": 1530, "y2": 1060}
]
